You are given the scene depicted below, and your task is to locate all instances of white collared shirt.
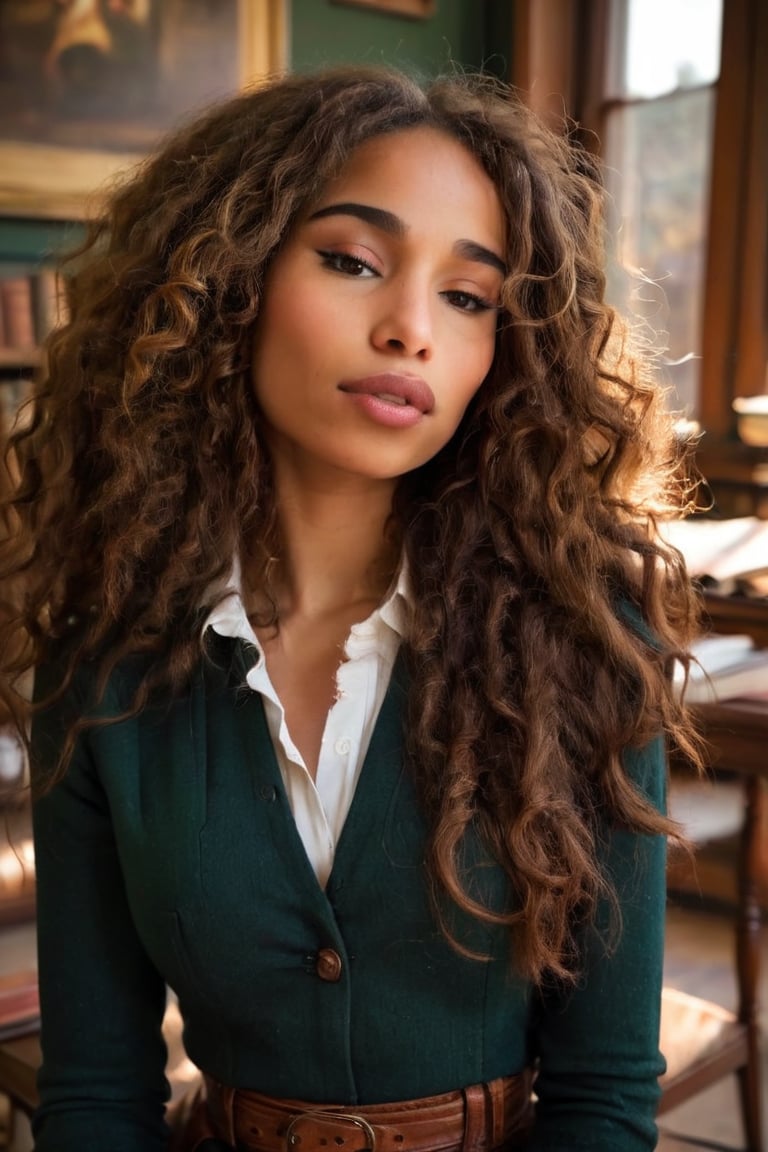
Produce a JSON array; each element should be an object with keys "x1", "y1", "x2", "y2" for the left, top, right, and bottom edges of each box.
[{"x1": 203, "y1": 567, "x2": 408, "y2": 888}]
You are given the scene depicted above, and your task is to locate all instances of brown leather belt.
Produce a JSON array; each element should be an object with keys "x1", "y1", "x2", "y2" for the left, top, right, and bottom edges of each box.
[{"x1": 192, "y1": 1069, "x2": 534, "y2": 1152}]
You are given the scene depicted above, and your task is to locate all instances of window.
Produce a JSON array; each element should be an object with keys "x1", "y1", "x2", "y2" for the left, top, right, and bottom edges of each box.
[
  {"x1": 512, "y1": 0, "x2": 768, "y2": 465},
  {"x1": 600, "y1": 0, "x2": 722, "y2": 418}
]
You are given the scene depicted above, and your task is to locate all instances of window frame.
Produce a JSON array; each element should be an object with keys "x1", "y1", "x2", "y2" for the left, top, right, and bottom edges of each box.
[{"x1": 511, "y1": 0, "x2": 768, "y2": 456}]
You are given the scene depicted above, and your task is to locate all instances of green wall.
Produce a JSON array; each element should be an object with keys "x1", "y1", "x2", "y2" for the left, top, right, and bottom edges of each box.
[
  {"x1": 291, "y1": 0, "x2": 491, "y2": 76},
  {"x1": 0, "y1": 1, "x2": 513, "y2": 264}
]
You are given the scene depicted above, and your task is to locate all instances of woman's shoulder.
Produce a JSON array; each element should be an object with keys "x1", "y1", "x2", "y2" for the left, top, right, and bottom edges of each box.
[
  {"x1": 33, "y1": 629, "x2": 167, "y2": 718},
  {"x1": 33, "y1": 625, "x2": 236, "y2": 721}
]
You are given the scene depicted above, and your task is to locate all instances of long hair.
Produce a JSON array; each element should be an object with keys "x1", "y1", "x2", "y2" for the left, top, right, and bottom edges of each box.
[{"x1": 0, "y1": 66, "x2": 700, "y2": 983}]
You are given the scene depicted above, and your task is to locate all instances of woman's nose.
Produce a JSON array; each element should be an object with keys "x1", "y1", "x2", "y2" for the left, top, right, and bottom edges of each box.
[{"x1": 369, "y1": 280, "x2": 434, "y2": 360}]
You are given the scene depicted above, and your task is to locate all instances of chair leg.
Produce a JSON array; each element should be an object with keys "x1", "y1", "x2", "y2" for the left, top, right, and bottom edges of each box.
[
  {"x1": 736, "y1": 775, "x2": 765, "y2": 1152},
  {"x1": 0, "y1": 1093, "x2": 12, "y2": 1150},
  {"x1": 737, "y1": 1056, "x2": 763, "y2": 1152}
]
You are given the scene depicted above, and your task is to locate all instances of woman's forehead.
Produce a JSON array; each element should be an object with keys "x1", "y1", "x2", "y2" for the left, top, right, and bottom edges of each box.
[{"x1": 306, "y1": 127, "x2": 507, "y2": 254}]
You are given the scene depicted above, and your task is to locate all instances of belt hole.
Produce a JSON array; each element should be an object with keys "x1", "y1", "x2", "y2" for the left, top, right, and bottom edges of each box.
[
  {"x1": 395, "y1": 1136, "x2": 404, "y2": 1144},
  {"x1": 334, "y1": 1138, "x2": 344, "y2": 1145},
  {"x1": 319, "y1": 1140, "x2": 328, "y2": 1146}
]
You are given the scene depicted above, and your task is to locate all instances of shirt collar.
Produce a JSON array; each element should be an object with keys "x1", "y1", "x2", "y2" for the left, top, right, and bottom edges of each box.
[{"x1": 203, "y1": 557, "x2": 410, "y2": 651}]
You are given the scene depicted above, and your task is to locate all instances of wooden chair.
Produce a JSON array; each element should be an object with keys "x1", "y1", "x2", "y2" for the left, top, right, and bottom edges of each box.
[
  {"x1": 659, "y1": 699, "x2": 767, "y2": 1152},
  {"x1": 0, "y1": 971, "x2": 40, "y2": 1150}
]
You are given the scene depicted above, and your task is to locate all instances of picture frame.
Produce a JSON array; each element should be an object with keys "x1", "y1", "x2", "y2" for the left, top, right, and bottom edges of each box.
[
  {"x1": 330, "y1": 0, "x2": 436, "y2": 18},
  {"x1": 0, "y1": 0, "x2": 288, "y2": 220}
]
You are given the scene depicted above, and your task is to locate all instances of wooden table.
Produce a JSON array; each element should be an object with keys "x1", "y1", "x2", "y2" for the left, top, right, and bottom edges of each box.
[
  {"x1": 688, "y1": 696, "x2": 768, "y2": 907},
  {"x1": 702, "y1": 591, "x2": 768, "y2": 649}
]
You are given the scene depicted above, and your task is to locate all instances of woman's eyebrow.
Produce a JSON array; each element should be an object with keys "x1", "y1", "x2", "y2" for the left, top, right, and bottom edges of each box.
[
  {"x1": 309, "y1": 201, "x2": 406, "y2": 237},
  {"x1": 455, "y1": 240, "x2": 506, "y2": 276},
  {"x1": 308, "y1": 201, "x2": 507, "y2": 276}
]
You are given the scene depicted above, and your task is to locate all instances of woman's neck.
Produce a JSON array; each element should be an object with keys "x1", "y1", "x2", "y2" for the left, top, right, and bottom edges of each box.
[
  {"x1": 241, "y1": 457, "x2": 402, "y2": 779},
  {"x1": 246, "y1": 462, "x2": 399, "y2": 623}
]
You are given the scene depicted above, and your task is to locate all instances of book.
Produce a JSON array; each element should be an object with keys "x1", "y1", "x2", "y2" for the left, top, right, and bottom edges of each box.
[
  {"x1": 674, "y1": 633, "x2": 768, "y2": 703},
  {"x1": 660, "y1": 516, "x2": 768, "y2": 597},
  {"x1": 0, "y1": 276, "x2": 35, "y2": 349},
  {"x1": 32, "y1": 267, "x2": 68, "y2": 342}
]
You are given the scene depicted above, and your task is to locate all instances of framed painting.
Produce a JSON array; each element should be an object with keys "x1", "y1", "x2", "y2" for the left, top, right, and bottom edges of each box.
[
  {"x1": 0, "y1": 0, "x2": 288, "y2": 220},
  {"x1": 331, "y1": 0, "x2": 435, "y2": 16}
]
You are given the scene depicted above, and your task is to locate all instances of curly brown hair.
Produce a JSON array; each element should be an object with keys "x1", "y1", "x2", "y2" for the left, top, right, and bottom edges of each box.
[{"x1": 0, "y1": 65, "x2": 700, "y2": 983}]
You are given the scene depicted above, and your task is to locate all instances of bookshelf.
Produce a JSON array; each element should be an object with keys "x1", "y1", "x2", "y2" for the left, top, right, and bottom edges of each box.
[
  {"x1": 0, "y1": 267, "x2": 64, "y2": 365},
  {"x1": 0, "y1": 219, "x2": 80, "y2": 422},
  {"x1": 0, "y1": 265, "x2": 66, "y2": 445}
]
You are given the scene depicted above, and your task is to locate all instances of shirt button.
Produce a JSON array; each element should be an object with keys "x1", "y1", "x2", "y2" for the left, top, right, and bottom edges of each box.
[
  {"x1": 259, "y1": 784, "x2": 276, "y2": 802},
  {"x1": 315, "y1": 948, "x2": 343, "y2": 982},
  {"x1": 334, "y1": 738, "x2": 351, "y2": 756}
]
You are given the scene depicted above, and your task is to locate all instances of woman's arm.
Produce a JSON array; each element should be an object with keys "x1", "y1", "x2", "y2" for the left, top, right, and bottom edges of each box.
[
  {"x1": 31, "y1": 659, "x2": 170, "y2": 1152},
  {"x1": 528, "y1": 737, "x2": 667, "y2": 1151}
]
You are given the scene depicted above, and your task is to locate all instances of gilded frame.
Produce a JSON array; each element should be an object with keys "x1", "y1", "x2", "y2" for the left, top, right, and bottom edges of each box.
[{"x1": 0, "y1": 0, "x2": 288, "y2": 220}]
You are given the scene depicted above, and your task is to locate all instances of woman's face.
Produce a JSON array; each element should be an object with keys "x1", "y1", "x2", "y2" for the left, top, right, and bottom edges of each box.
[{"x1": 251, "y1": 126, "x2": 506, "y2": 485}]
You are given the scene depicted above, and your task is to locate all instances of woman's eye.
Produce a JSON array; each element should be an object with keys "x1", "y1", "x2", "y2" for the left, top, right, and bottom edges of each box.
[
  {"x1": 318, "y1": 250, "x2": 377, "y2": 278},
  {"x1": 443, "y1": 289, "x2": 495, "y2": 314}
]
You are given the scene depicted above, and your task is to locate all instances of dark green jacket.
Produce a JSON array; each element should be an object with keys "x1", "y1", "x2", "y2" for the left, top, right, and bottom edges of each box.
[{"x1": 31, "y1": 634, "x2": 667, "y2": 1151}]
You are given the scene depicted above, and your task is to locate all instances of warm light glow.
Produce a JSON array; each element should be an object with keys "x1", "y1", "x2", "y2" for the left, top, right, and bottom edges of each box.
[{"x1": 0, "y1": 837, "x2": 34, "y2": 888}]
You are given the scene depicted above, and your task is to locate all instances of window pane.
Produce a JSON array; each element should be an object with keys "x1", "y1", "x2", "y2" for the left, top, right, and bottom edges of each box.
[
  {"x1": 611, "y1": 0, "x2": 723, "y2": 98},
  {"x1": 604, "y1": 88, "x2": 716, "y2": 416}
]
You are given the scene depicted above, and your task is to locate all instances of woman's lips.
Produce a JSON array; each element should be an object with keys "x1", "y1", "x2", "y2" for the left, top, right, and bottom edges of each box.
[{"x1": 338, "y1": 374, "x2": 435, "y2": 428}]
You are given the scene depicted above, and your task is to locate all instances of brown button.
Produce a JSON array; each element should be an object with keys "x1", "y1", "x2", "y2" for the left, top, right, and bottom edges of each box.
[{"x1": 315, "y1": 948, "x2": 343, "y2": 982}]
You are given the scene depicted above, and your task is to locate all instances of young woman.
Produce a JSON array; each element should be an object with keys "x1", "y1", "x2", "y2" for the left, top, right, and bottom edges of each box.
[{"x1": 0, "y1": 66, "x2": 700, "y2": 1152}]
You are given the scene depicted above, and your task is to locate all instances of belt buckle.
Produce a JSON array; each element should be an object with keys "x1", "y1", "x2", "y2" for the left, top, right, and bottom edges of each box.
[{"x1": 285, "y1": 1109, "x2": 377, "y2": 1152}]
